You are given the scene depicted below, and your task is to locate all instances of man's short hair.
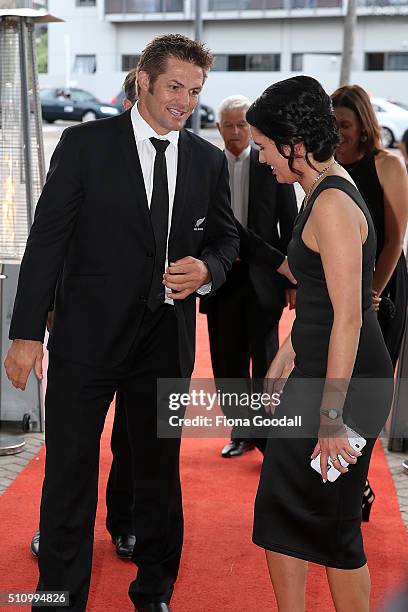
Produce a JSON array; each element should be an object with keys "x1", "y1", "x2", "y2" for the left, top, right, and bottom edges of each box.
[
  {"x1": 217, "y1": 95, "x2": 251, "y2": 122},
  {"x1": 123, "y1": 68, "x2": 137, "y2": 104},
  {"x1": 136, "y1": 33, "x2": 213, "y2": 94}
]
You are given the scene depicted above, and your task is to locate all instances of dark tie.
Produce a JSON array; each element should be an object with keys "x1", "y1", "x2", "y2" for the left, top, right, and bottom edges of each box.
[{"x1": 147, "y1": 137, "x2": 170, "y2": 312}]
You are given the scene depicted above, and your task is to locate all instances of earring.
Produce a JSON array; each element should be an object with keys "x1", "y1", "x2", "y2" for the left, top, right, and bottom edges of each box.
[{"x1": 361, "y1": 132, "x2": 368, "y2": 143}]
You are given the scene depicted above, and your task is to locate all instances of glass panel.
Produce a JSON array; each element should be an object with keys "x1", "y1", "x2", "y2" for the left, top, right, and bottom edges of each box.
[
  {"x1": 387, "y1": 53, "x2": 408, "y2": 71},
  {"x1": 105, "y1": 0, "x2": 183, "y2": 12},
  {"x1": 228, "y1": 55, "x2": 246, "y2": 71},
  {"x1": 247, "y1": 54, "x2": 280, "y2": 71},
  {"x1": 122, "y1": 54, "x2": 140, "y2": 72},
  {"x1": 70, "y1": 89, "x2": 98, "y2": 102},
  {"x1": 212, "y1": 55, "x2": 228, "y2": 71},
  {"x1": 365, "y1": 52, "x2": 385, "y2": 70},
  {"x1": 291, "y1": 53, "x2": 303, "y2": 71},
  {"x1": 74, "y1": 55, "x2": 97, "y2": 74}
]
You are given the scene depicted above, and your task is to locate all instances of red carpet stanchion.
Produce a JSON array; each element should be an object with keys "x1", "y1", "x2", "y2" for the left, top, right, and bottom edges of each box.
[{"x1": 0, "y1": 308, "x2": 407, "y2": 611}]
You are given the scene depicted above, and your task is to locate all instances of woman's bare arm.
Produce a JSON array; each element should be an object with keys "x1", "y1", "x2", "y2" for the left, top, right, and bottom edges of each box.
[
  {"x1": 374, "y1": 153, "x2": 408, "y2": 295},
  {"x1": 307, "y1": 188, "x2": 366, "y2": 479}
]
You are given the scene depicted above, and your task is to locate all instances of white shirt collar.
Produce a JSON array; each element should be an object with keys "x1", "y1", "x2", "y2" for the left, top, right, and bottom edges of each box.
[
  {"x1": 225, "y1": 145, "x2": 251, "y2": 164},
  {"x1": 131, "y1": 103, "x2": 179, "y2": 147}
]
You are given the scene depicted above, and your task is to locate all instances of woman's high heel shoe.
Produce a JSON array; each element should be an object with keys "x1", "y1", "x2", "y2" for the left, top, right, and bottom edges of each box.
[{"x1": 362, "y1": 480, "x2": 375, "y2": 522}]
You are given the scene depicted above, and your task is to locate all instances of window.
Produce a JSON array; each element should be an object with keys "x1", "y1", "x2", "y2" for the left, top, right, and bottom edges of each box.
[
  {"x1": 387, "y1": 53, "x2": 408, "y2": 70},
  {"x1": 212, "y1": 55, "x2": 228, "y2": 71},
  {"x1": 74, "y1": 55, "x2": 97, "y2": 74},
  {"x1": 122, "y1": 55, "x2": 140, "y2": 72},
  {"x1": 366, "y1": 52, "x2": 408, "y2": 71},
  {"x1": 69, "y1": 89, "x2": 98, "y2": 103},
  {"x1": 76, "y1": 0, "x2": 96, "y2": 6},
  {"x1": 228, "y1": 55, "x2": 247, "y2": 71},
  {"x1": 365, "y1": 53, "x2": 385, "y2": 70},
  {"x1": 291, "y1": 53, "x2": 303, "y2": 71},
  {"x1": 39, "y1": 89, "x2": 55, "y2": 99},
  {"x1": 212, "y1": 54, "x2": 280, "y2": 72},
  {"x1": 247, "y1": 54, "x2": 280, "y2": 71}
]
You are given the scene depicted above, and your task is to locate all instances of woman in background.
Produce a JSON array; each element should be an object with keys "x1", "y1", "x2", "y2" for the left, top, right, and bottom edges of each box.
[{"x1": 332, "y1": 85, "x2": 408, "y2": 520}]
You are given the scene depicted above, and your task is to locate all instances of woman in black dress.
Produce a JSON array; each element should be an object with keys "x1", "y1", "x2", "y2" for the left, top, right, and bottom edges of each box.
[
  {"x1": 247, "y1": 76, "x2": 394, "y2": 611},
  {"x1": 332, "y1": 85, "x2": 408, "y2": 519}
]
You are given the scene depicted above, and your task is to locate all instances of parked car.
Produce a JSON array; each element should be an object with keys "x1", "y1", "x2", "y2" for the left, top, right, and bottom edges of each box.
[
  {"x1": 371, "y1": 97, "x2": 408, "y2": 148},
  {"x1": 111, "y1": 90, "x2": 215, "y2": 128},
  {"x1": 40, "y1": 87, "x2": 120, "y2": 123}
]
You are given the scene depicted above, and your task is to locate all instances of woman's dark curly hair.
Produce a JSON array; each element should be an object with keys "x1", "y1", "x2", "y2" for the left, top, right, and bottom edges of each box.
[{"x1": 246, "y1": 75, "x2": 339, "y2": 175}]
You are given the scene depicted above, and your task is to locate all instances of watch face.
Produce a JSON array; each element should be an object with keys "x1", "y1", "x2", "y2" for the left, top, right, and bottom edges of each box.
[{"x1": 328, "y1": 409, "x2": 338, "y2": 420}]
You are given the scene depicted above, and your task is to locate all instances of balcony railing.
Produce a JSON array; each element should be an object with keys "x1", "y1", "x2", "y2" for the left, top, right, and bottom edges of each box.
[
  {"x1": 207, "y1": 0, "x2": 283, "y2": 8},
  {"x1": 207, "y1": 0, "x2": 343, "y2": 7},
  {"x1": 104, "y1": 0, "x2": 407, "y2": 14},
  {"x1": 105, "y1": 0, "x2": 183, "y2": 13},
  {"x1": 359, "y1": 0, "x2": 408, "y2": 5}
]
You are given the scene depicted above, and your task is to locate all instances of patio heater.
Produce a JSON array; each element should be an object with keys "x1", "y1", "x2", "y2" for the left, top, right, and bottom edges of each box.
[{"x1": 0, "y1": 1, "x2": 61, "y2": 455}]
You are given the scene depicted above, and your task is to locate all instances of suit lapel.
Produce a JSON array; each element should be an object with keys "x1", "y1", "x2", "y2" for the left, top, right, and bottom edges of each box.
[
  {"x1": 248, "y1": 146, "x2": 260, "y2": 230},
  {"x1": 169, "y1": 129, "x2": 192, "y2": 240}
]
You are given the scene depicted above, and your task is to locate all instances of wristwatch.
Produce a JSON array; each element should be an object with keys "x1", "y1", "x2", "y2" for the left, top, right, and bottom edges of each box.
[{"x1": 321, "y1": 409, "x2": 340, "y2": 420}]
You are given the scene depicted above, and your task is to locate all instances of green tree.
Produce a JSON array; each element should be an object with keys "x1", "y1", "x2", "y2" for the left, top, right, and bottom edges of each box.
[{"x1": 36, "y1": 28, "x2": 48, "y2": 74}]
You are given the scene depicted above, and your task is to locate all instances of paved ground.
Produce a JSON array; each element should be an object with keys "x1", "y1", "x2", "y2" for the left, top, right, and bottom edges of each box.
[{"x1": 1, "y1": 121, "x2": 407, "y2": 535}]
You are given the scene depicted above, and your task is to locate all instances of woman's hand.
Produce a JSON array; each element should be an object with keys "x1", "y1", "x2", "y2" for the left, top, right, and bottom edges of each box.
[
  {"x1": 263, "y1": 352, "x2": 294, "y2": 414},
  {"x1": 310, "y1": 423, "x2": 362, "y2": 482}
]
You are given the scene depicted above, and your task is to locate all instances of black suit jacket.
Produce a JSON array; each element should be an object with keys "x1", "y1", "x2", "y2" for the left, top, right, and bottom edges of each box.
[
  {"x1": 9, "y1": 110, "x2": 239, "y2": 376},
  {"x1": 201, "y1": 146, "x2": 297, "y2": 315}
]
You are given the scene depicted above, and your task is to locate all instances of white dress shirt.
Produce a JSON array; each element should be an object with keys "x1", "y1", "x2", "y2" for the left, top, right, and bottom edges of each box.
[
  {"x1": 130, "y1": 104, "x2": 210, "y2": 304},
  {"x1": 225, "y1": 145, "x2": 251, "y2": 228}
]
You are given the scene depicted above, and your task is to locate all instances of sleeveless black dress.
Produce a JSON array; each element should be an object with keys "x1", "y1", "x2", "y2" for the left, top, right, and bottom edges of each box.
[
  {"x1": 252, "y1": 176, "x2": 394, "y2": 569},
  {"x1": 343, "y1": 153, "x2": 408, "y2": 368}
]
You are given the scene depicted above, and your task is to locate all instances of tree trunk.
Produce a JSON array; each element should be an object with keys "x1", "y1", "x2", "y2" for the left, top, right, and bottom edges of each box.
[{"x1": 339, "y1": 0, "x2": 357, "y2": 86}]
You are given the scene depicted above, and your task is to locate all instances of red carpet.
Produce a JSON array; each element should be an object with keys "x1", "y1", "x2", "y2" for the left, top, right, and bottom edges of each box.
[{"x1": 0, "y1": 308, "x2": 407, "y2": 611}]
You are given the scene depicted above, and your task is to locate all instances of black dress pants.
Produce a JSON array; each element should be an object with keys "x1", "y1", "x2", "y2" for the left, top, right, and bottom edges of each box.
[
  {"x1": 206, "y1": 263, "x2": 281, "y2": 449},
  {"x1": 105, "y1": 391, "x2": 134, "y2": 538},
  {"x1": 36, "y1": 305, "x2": 184, "y2": 611}
]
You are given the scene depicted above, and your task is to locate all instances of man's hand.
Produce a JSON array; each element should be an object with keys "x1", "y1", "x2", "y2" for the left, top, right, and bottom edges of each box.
[
  {"x1": 163, "y1": 256, "x2": 211, "y2": 300},
  {"x1": 277, "y1": 257, "x2": 297, "y2": 285},
  {"x1": 4, "y1": 339, "x2": 44, "y2": 390},
  {"x1": 285, "y1": 288, "x2": 297, "y2": 310}
]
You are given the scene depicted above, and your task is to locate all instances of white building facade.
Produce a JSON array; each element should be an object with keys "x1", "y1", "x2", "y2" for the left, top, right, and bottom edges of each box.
[{"x1": 41, "y1": 0, "x2": 408, "y2": 110}]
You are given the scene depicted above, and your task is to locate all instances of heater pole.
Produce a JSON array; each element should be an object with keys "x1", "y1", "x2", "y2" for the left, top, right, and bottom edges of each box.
[{"x1": 19, "y1": 17, "x2": 34, "y2": 227}]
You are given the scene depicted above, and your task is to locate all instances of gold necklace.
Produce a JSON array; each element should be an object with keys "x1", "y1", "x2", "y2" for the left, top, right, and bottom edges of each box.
[{"x1": 304, "y1": 159, "x2": 338, "y2": 205}]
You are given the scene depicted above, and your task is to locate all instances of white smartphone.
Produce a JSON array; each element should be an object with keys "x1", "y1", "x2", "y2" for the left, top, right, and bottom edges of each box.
[{"x1": 310, "y1": 425, "x2": 367, "y2": 482}]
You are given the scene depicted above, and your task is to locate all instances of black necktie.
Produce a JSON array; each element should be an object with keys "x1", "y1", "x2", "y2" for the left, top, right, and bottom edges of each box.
[{"x1": 147, "y1": 137, "x2": 170, "y2": 312}]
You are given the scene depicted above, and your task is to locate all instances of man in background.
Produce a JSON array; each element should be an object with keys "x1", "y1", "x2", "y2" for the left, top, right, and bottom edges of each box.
[{"x1": 201, "y1": 95, "x2": 297, "y2": 458}]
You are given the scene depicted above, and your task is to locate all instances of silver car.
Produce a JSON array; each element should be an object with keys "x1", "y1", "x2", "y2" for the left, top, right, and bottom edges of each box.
[{"x1": 371, "y1": 97, "x2": 408, "y2": 148}]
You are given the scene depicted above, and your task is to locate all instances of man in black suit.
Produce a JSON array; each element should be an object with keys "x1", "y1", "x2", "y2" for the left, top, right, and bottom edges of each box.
[
  {"x1": 5, "y1": 34, "x2": 239, "y2": 612},
  {"x1": 29, "y1": 69, "x2": 140, "y2": 564},
  {"x1": 200, "y1": 95, "x2": 297, "y2": 458}
]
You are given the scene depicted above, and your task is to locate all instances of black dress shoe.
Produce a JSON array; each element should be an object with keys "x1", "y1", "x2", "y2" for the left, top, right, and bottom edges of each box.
[
  {"x1": 221, "y1": 439, "x2": 255, "y2": 458},
  {"x1": 30, "y1": 530, "x2": 40, "y2": 558},
  {"x1": 112, "y1": 534, "x2": 136, "y2": 559},
  {"x1": 134, "y1": 604, "x2": 170, "y2": 611}
]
